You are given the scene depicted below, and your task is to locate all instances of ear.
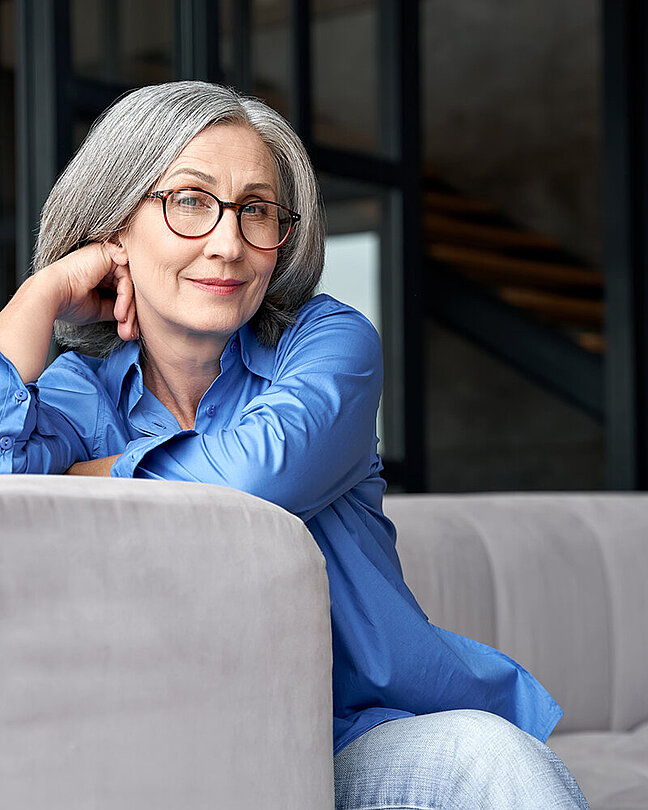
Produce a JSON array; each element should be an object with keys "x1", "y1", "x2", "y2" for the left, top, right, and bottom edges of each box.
[{"x1": 103, "y1": 234, "x2": 129, "y2": 266}]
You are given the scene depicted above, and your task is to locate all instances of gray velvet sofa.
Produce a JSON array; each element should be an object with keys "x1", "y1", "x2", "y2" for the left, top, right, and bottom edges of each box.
[
  {"x1": 0, "y1": 476, "x2": 334, "y2": 810},
  {"x1": 1, "y1": 478, "x2": 647, "y2": 809},
  {"x1": 386, "y1": 494, "x2": 648, "y2": 810}
]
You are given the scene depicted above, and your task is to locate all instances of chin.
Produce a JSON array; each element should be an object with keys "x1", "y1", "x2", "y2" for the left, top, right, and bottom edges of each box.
[{"x1": 185, "y1": 317, "x2": 246, "y2": 338}]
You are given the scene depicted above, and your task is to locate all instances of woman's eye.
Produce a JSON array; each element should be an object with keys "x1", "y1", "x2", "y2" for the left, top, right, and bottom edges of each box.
[
  {"x1": 242, "y1": 202, "x2": 269, "y2": 217},
  {"x1": 173, "y1": 193, "x2": 211, "y2": 210}
]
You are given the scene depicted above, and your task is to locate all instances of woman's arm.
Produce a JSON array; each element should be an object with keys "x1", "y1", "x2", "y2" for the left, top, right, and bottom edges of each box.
[
  {"x1": 66, "y1": 455, "x2": 120, "y2": 476},
  {"x1": 112, "y1": 300, "x2": 383, "y2": 522},
  {"x1": 0, "y1": 244, "x2": 137, "y2": 474},
  {"x1": 0, "y1": 243, "x2": 137, "y2": 384}
]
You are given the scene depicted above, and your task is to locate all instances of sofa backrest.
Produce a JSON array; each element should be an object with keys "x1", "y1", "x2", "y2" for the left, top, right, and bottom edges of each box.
[
  {"x1": 384, "y1": 494, "x2": 648, "y2": 735},
  {"x1": 0, "y1": 476, "x2": 333, "y2": 810}
]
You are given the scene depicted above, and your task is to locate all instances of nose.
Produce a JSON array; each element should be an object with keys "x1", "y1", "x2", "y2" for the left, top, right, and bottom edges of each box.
[{"x1": 202, "y1": 207, "x2": 244, "y2": 262}]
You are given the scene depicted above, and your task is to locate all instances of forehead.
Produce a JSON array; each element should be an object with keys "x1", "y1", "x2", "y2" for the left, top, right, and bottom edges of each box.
[{"x1": 161, "y1": 123, "x2": 277, "y2": 191}]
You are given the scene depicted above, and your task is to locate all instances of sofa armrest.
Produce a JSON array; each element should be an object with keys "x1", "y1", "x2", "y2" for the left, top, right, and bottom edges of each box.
[{"x1": 0, "y1": 476, "x2": 333, "y2": 810}]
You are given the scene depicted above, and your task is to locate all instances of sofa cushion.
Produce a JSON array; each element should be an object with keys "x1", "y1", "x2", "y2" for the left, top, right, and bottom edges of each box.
[
  {"x1": 549, "y1": 722, "x2": 648, "y2": 810},
  {"x1": 385, "y1": 494, "x2": 648, "y2": 735}
]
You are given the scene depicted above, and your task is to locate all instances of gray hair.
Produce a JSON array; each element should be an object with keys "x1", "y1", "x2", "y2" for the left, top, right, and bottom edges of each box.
[{"x1": 34, "y1": 81, "x2": 325, "y2": 354}]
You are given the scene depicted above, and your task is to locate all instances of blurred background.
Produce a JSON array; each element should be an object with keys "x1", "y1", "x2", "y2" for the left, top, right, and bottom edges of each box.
[{"x1": 1, "y1": 0, "x2": 645, "y2": 494}]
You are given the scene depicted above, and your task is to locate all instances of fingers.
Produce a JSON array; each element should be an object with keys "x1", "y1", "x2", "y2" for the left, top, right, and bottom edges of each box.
[
  {"x1": 117, "y1": 296, "x2": 139, "y2": 341},
  {"x1": 112, "y1": 264, "x2": 139, "y2": 341},
  {"x1": 112, "y1": 265, "x2": 132, "y2": 323}
]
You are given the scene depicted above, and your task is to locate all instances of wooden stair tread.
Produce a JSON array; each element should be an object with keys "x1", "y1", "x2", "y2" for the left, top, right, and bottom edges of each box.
[
  {"x1": 423, "y1": 168, "x2": 605, "y2": 352},
  {"x1": 425, "y1": 212, "x2": 561, "y2": 251},
  {"x1": 497, "y1": 287, "x2": 604, "y2": 327},
  {"x1": 424, "y1": 191, "x2": 498, "y2": 215},
  {"x1": 574, "y1": 332, "x2": 605, "y2": 354},
  {"x1": 429, "y1": 244, "x2": 603, "y2": 289}
]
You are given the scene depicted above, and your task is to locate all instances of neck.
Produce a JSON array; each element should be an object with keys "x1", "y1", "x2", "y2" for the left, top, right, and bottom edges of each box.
[{"x1": 140, "y1": 329, "x2": 228, "y2": 430}]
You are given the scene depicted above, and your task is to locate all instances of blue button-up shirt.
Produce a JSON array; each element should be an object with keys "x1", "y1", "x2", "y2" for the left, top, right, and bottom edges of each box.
[{"x1": 0, "y1": 293, "x2": 562, "y2": 753}]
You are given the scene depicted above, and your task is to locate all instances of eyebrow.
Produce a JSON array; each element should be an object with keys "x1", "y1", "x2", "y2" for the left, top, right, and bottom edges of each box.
[{"x1": 164, "y1": 168, "x2": 277, "y2": 197}]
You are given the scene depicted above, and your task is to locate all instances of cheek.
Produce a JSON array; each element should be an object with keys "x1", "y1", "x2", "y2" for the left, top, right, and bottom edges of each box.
[
  {"x1": 127, "y1": 242, "x2": 191, "y2": 289},
  {"x1": 254, "y1": 254, "x2": 277, "y2": 289}
]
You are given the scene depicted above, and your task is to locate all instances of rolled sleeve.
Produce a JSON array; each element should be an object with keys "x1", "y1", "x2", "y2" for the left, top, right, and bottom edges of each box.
[
  {"x1": 111, "y1": 430, "x2": 197, "y2": 479},
  {"x1": 0, "y1": 351, "x2": 108, "y2": 474},
  {"x1": 0, "y1": 354, "x2": 35, "y2": 473}
]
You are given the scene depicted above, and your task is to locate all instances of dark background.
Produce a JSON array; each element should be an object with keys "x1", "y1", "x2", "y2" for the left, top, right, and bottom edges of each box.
[{"x1": 2, "y1": 0, "x2": 645, "y2": 494}]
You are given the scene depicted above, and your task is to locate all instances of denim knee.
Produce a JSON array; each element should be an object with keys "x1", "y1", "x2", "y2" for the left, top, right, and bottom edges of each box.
[{"x1": 334, "y1": 710, "x2": 589, "y2": 810}]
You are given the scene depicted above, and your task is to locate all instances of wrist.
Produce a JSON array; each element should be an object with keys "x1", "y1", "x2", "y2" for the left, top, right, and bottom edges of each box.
[{"x1": 26, "y1": 267, "x2": 69, "y2": 320}]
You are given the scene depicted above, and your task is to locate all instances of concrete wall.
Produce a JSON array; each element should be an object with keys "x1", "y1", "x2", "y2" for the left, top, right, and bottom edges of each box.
[
  {"x1": 423, "y1": 0, "x2": 602, "y2": 265},
  {"x1": 424, "y1": 322, "x2": 605, "y2": 492},
  {"x1": 421, "y1": 0, "x2": 604, "y2": 491}
]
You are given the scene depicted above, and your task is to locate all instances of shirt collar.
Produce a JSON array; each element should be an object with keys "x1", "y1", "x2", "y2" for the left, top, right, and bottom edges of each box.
[
  {"x1": 103, "y1": 339, "x2": 141, "y2": 405},
  {"x1": 238, "y1": 322, "x2": 275, "y2": 381},
  {"x1": 101, "y1": 322, "x2": 276, "y2": 404}
]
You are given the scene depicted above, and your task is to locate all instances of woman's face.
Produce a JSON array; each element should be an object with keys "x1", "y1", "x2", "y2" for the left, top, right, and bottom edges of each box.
[{"x1": 118, "y1": 123, "x2": 279, "y2": 349}]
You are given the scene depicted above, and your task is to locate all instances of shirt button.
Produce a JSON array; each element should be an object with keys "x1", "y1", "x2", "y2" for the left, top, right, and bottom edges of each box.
[
  {"x1": 230, "y1": 340, "x2": 238, "y2": 353},
  {"x1": 14, "y1": 389, "x2": 28, "y2": 403},
  {"x1": 0, "y1": 436, "x2": 14, "y2": 451},
  {"x1": 206, "y1": 405, "x2": 216, "y2": 417}
]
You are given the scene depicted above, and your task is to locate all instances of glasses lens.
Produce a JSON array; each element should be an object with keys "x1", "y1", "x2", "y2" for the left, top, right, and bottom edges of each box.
[
  {"x1": 166, "y1": 190, "x2": 219, "y2": 237},
  {"x1": 240, "y1": 201, "x2": 293, "y2": 249}
]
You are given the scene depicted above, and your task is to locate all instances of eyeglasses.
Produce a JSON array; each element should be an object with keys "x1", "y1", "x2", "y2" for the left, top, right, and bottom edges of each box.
[{"x1": 145, "y1": 187, "x2": 300, "y2": 250}]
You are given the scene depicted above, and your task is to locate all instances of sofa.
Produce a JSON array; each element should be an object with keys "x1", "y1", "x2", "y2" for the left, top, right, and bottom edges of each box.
[
  {"x1": 1, "y1": 478, "x2": 646, "y2": 809},
  {"x1": 386, "y1": 493, "x2": 648, "y2": 810},
  {"x1": 0, "y1": 476, "x2": 334, "y2": 810}
]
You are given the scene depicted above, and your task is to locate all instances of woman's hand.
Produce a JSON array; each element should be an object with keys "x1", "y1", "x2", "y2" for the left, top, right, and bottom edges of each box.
[
  {"x1": 0, "y1": 242, "x2": 138, "y2": 383},
  {"x1": 65, "y1": 454, "x2": 121, "y2": 477},
  {"x1": 47, "y1": 242, "x2": 138, "y2": 342}
]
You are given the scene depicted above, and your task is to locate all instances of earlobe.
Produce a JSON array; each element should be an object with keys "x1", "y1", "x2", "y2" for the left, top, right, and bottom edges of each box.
[{"x1": 103, "y1": 235, "x2": 129, "y2": 266}]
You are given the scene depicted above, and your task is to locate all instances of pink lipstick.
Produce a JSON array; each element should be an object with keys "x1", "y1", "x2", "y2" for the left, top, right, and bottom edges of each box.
[{"x1": 188, "y1": 278, "x2": 245, "y2": 295}]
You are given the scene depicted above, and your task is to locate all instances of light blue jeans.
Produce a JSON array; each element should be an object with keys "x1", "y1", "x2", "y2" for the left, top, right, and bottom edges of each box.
[{"x1": 334, "y1": 710, "x2": 589, "y2": 810}]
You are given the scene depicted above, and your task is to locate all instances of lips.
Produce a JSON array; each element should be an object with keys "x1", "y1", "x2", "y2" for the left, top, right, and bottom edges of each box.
[{"x1": 188, "y1": 278, "x2": 246, "y2": 295}]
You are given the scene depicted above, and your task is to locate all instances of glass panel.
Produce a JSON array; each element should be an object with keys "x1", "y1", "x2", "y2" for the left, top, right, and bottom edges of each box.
[
  {"x1": 319, "y1": 175, "x2": 389, "y2": 457},
  {"x1": 118, "y1": 0, "x2": 173, "y2": 85},
  {"x1": 0, "y1": 0, "x2": 15, "y2": 304},
  {"x1": 319, "y1": 176, "x2": 381, "y2": 327},
  {"x1": 251, "y1": 0, "x2": 291, "y2": 121},
  {"x1": 72, "y1": 0, "x2": 173, "y2": 85},
  {"x1": 323, "y1": 232, "x2": 381, "y2": 333},
  {"x1": 425, "y1": 321, "x2": 605, "y2": 492},
  {"x1": 422, "y1": 0, "x2": 604, "y2": 491},
  {"x1": 71, "y1": 0, "x2": 104, "y2": 81},
  {"x1": 218, "y1": 0, "x2": 235, "y2": 84},
  {"x1": 312, "y1": 0, "x2": 380, "y2": 154}
]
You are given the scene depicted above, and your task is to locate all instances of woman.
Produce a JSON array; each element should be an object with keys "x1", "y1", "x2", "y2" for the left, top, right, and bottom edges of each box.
[{"x1": 0, "y1": 81, "x2": 588, "y2": 809}]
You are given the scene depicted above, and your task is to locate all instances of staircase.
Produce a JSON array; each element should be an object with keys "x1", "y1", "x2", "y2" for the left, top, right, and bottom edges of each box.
[{"x1": 424, "y1": 173, "x2": 604, "y2": 419}]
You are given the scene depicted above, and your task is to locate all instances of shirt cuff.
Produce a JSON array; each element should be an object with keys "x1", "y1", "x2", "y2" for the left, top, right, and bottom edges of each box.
[
  {"x1": 0, "y1": 353, "x2": 35, "y2": 474},
  {"x1": 111, "y1": 429, "x2": 197, "y2": 478}
]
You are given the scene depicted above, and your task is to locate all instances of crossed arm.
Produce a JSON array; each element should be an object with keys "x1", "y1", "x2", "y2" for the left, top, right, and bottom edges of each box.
[{"x1": 66, "y1": 455, "x2": 120, "y2": 476}]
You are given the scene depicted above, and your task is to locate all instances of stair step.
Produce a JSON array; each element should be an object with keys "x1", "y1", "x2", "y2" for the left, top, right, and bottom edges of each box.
[
  {"x1": 497, "y1": 287, "x2": 604, "y2": 327},
  {"x1": 425, "y1": 213, "x2": 561, "y2": 251},
  {"x1": 574, "y1": 332, "x2": 605, "y2": 354},
  {"x1": 429, "y1": 244, "x2": 603, "y2": 289},
  {"x1": 424, "y1": 191, "x2": 498, "y2": 215}
]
